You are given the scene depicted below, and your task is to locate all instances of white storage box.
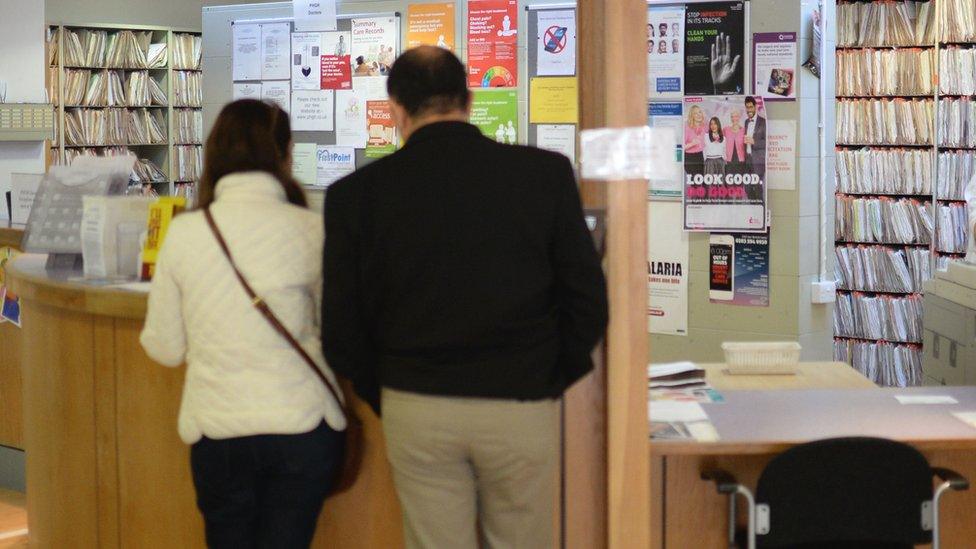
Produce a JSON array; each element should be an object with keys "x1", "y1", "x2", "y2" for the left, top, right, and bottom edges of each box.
[{"x1": 722, "y1": 341, "x2": 801, "y2": 375}]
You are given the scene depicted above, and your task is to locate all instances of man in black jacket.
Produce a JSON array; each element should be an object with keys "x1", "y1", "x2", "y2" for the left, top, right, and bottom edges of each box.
[{"x1": 322, "y1": 46, "x2": 607, "y2": 549}]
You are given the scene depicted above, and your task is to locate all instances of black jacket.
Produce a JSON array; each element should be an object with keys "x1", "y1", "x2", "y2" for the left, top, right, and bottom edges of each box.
[{"x1": 322, "y1": 121, "x2": 608, "y2": 413}]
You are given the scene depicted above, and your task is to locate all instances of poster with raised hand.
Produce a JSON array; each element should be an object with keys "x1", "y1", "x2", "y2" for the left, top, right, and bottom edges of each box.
[{"x1": 684, "y1": 2, "x2": 744, "y2": 95}]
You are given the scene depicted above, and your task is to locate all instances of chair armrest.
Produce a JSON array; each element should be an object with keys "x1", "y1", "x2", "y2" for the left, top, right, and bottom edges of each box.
[
  {"x1": 933, "y1": 467, "x2": 970, "y2": 491},
  {"x1": 701, "y1": 469, "x2": 740, "y2": 495}
]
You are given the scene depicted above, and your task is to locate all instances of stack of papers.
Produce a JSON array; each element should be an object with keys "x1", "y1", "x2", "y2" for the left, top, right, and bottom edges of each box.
[
  {"x1": 941, "y1": 0, "x2": 976, "y2": 42},
  {"x1": 174, "y1": 109, "x2": 203, "y2": 144},
  {"x1": 147, "y1": 43, "x2": 168, "y2": 69},
  {"x1": 836, "y1": 148, "x2": 933, "y2": 196},
  {"x1": 836, "y1": 98, "x2": 934, "y2": 146},
  {"x1": 937, "y1": 203, "x2": 969, "y2": 254},
  {"x1": 837, "y1": 48, "x2": 934, "y2": 97},
  {"x1": 834, "y1": 291, "x2": 923, "y2": 343},
  {"x1": 938, "y1": 151, "x2": 975, "y2": 200},
  {"x1": 174, "y1": 71, "x2": 202, "y2": 107},
  {"x1": 59, "y1": 69, "x2": 91, "y2": 106},
  {"x1": 173, "y1": 33, "x2": 202, "y2": 70},
  {"x1": 835, "y1": 196, "x2": 933, "y2": 245},
  {"x1": 124, "y1": 72, "x2": 167, "y2": 107},
  {"x1": 938, "y1": 97, "x2": 976, "y2": 147},
  {"x1": 649, "y1": 401, "x2": 719, "y2": 442},
  {"x1": 837, "y1": 1, "x2": 935, "y2": 47},
  {"x1": 173, "y1": 145, "x2": 202, "y2": 181},
  {"x1": 648, "y1": 361, "x2": 706, "y2": 389},
  {"x1": 125, "y1": 108, "x2": 167, "y2": 144},
  {"x1": 834, "y1": 339, "x2": 923, "y2": 387},
  {"x1": 835, "y1": 245, "x2": 929, "y2": 293},
  {"x1": 105, "y1": 30, "x2": 153, "y2": 68},
  {"x1": 940, "y1": 47, "x2": 976, "y2": 95}
]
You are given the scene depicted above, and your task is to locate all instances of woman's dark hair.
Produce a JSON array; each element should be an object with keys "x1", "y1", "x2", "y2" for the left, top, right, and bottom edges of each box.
[
  {"x1": 197, "y1": 99, "x2": 306, "y2": 209},
  {"x1": 387, "y1": 46, "x2": 471, "y2": 117},
  {"x1": 708, "y1": 117, "x2": 724, "y2": 142}
]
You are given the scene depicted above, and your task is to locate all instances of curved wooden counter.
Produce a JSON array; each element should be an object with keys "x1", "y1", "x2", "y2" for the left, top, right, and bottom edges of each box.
[{"x1": 8, "y1": 255, "x2": 403, "y2": 548}]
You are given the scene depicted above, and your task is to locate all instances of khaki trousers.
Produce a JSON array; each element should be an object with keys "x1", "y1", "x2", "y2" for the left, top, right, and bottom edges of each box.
[{"x1": 382, "y1": 388, "x2": 560, "y2": 549}]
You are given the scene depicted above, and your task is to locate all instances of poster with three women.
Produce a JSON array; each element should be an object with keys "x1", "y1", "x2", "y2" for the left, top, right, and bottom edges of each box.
[{"x1": 683, "y1": 95, "x2": 767, "y2": 232}]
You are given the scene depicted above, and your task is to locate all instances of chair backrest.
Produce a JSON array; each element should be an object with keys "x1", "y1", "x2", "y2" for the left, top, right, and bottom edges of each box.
[{"x1": 755, "y1": 437, "x2": 932, "y2": 548}]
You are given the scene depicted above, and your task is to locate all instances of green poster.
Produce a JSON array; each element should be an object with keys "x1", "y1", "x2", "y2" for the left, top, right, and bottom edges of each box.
[{"x1": 470, "y1": 90, "x2": 519, "y2": 144}]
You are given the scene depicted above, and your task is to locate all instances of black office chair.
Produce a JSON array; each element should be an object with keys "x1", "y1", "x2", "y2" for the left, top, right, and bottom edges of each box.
[{"x1": 702, "y1": 437, "x2": 969, "y2": 549}]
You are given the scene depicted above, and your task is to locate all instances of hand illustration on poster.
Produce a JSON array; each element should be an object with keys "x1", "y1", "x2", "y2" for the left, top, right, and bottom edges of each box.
[
  {"x1": 467, "y1": 0, "x2": 519, "y2": 88},
  {"x1": 683, "y1": 95, "x2": 766, "y2": 232},
  {"x1": 684, "y1": 2, "x2": 745, "y2": 95},
  {"x1": 470, "y1": 89, "x2": 518, "y2": 144},
  {"x1": 709, "y1": 232, "x2": 769, "y2": 307}
]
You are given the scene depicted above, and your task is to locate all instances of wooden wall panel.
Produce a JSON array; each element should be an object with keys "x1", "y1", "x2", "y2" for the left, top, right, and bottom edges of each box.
[
  {"x1": 113, "y1": 319, "x2": 205, "y2": 549},
  {"x1": 313, "y1": 397, "x2": 405, "y2": 549},
  {"x1": 0, "y1": 322, "x2": 24, "y2": 450},
  {"x1": 21, "y1": 302, "x2": 98, "y2": 548}
]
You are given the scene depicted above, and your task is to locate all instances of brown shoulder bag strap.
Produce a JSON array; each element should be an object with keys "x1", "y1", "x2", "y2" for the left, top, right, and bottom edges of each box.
[{"x1": 202, "y1": 207, "x2": 349, "y2": 421}]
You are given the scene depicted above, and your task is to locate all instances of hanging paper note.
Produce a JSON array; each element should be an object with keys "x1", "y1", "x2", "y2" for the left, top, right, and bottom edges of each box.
[
  {"x1": 536, "y1": 124, "x2": 576, "y2": 163},
  {"x1": 321, "y1": 31, "x2": 353, "y2": 90},
  {"x1": 294, "y1": 0, "x2": 338, "y2": 32},
  {"x1": 529, "y1": 77, "x2": 578, "y2": 124},
  {"x1": 365, "y1": 100, "x2": 397, "y2": 157},
  {"x1": 752, "y1": 32, "x2": 798, "y2": 100},
  {"x1": 261, "y1": 81, "x2": 291, "y2": 113},
  {"x1": 470, "y1": 89, "x2": 518, "y2": 144},
  {"x1": 351, "y1": 17, "x2": 398, "y2": 77},
  {"x1": 291, "y1": 32, "x2": 323, "y2": 91},
  {"x1": 233, "y1": 82, "x2": 262, "y2": 100},
  {"x1": 261, "y1": 23, "x2": 291, "y2": 80},
  {"x1": 316, "y1": 146, "x2": 356, "y2": 187},
  {"x1": 292, "y1": 143, "x2": 318, "y2": 186},
  {"x1": 336, "y1": 90, "x2": 368, "y2": 148},
  {"x1": 467, "y1": 0, "x2": 519, "y2": 87},
  {"x1": 408, "y1": 3, "x2": 456, "y2": 50},
  {"x1": 536, "y1": 10, "x2": 576, "y2": 76},
  {"x1": 232, "y1": 23, "x2": 261, "y2": 81},
  {"x1": 291, "y1": 90, "x2": 335, "y2": 131}
]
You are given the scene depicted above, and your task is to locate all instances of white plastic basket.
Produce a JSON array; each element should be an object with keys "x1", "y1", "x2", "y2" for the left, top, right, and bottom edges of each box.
[{"x1": 721, "y1": 341, "x2": 802, "y2": 375}]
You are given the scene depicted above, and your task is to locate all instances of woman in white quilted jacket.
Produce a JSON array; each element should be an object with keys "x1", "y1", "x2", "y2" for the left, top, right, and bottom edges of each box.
[{"x1": 140, "y1": 99, "x2": 347, "y2": 549}]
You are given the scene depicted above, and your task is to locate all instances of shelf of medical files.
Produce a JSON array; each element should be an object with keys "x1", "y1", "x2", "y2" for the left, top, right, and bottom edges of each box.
[{"x1": 46, "y1": 24, "x2": 203, "y2": 195}]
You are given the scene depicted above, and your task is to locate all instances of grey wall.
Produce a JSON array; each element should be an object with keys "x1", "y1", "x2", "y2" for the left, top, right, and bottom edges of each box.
[
  {"x1": 649, "y1": 0, "x2": 836, "y2": 363},
  {"x1": 45, "y1": 0, "x2": 279, "y2": 30},
  {"x1": 0, "y1": 447, "x2": 25, "y2": 492}
]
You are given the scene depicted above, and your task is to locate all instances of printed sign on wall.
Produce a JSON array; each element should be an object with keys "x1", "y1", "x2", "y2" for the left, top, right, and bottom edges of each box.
[{"x1": 467, "y1": 0, "x2": 519, "y2": 88}]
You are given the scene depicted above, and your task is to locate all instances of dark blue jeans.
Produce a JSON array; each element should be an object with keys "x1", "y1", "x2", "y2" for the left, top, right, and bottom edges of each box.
[{"x1": 190, "y1": 421, "x2": 345, "y2": 549}]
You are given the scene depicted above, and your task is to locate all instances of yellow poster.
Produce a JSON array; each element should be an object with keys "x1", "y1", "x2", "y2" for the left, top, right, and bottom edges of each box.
[
  {"x1": 407, "y1": 3, "x2": 456, "y2": 51},
  {"x1": 529, "y1": 77, "x2": 578, "y2": 124}
]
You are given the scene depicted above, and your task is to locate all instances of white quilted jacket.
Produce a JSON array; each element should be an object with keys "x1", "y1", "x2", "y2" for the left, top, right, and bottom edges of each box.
[{"x1": 140, "y1": 171, "x2": 346, "y2": 444}]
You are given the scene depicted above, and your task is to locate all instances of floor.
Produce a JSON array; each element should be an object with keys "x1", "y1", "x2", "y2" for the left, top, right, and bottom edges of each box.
[{"x1": 0, "y1": 489, "x2": 27, "y2": 548}]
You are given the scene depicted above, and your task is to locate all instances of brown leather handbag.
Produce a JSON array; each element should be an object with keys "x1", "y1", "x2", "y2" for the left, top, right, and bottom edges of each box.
[{"x1": 203, "y1": 207, "x2": 362, "y2": 496}]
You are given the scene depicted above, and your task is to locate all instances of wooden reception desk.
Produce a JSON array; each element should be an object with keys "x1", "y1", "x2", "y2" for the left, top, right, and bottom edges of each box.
[
  {"x1": 651, "y1": 363, "x2": 976, "y2": 548},
  {"x1": 7, "y1": 255, "x2": 403, "y2": 548}
]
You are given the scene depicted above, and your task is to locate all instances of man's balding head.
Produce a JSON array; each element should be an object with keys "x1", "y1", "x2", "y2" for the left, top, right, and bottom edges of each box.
[{"x1": 386, "y1": 46, "x2": 471, "y2": 119}]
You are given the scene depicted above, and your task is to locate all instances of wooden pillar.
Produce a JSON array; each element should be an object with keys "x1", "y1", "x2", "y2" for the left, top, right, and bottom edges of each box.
[{"x1": 577, "y1": 1, "x2": 650, "y2": 548}]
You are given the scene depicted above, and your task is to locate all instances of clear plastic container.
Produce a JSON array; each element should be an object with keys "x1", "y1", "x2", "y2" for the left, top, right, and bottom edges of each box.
[{"x1": 721, "y1": 341, "x2": 802, "y2": 375}]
